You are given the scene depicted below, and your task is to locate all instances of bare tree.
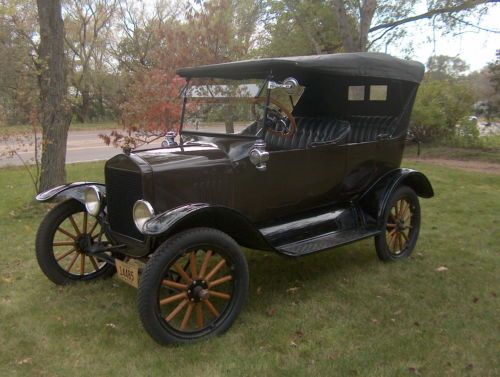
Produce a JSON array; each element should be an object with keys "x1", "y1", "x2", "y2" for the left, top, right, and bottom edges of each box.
[
  {"x1": 37, "y1": 0, "x2": 72, "y2": 191},
  {"x1": 64, "y1": 0, "x2": 117, "y2": 122},
  {"x1": 332, "y1": 0, "x2": 499, "y2": 52}
]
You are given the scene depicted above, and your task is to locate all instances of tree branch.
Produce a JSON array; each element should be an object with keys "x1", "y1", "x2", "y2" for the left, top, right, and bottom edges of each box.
[
  {"x1": 447, "y1": 14, "x2": 500, "y2": 33},
  {"x1": 369, "y1": 0, "x2": 499, "y2": 33}
]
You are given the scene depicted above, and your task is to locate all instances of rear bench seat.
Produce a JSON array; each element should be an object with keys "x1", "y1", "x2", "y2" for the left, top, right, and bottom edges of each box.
[
  {"x1": 340, "y1": 115, "x2": 397, "y2": 144},
  {"x1": 265, "y1": 115, "x2": 397, "y2": 151},
  {"x1": 265, "y1": 117, "x2": 350, "y2": 151}
]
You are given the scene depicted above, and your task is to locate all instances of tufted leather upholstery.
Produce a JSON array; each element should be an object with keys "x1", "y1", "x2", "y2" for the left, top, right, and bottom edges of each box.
[
  {"x1": 341, "y1": 115, "x2": 397, "y2": 144},
  {"x1": 265, "y1": 117, "x2": 350, "y2": 151},
  {"x1": 263, "y1": 115, "x2": 398, "y2": 150}
]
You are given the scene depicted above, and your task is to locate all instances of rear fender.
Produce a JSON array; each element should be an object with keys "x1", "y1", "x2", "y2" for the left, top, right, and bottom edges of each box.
[
  {"x1": 359, "y1": 168, "x2": 433, "y2": 226},
  {"x1": 35, "y1": 182, "x2": 106, "y2": 205},
  {"x1": 142, "y1": 203, "x2": 273, "y2": 251}
]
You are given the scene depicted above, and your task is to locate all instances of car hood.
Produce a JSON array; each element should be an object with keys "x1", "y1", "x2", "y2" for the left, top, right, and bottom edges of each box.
[{"x1": 132, "y1": 142, "x2": 231, "y2": 172}]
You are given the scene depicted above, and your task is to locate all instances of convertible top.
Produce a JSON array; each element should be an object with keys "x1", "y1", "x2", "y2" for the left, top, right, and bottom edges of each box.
[{"x1": 177, "y1": 53, "x2": 425, "y2": 83}]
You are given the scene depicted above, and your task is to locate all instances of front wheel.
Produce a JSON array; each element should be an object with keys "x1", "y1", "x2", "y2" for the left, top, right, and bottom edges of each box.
[
  {"x1": 374, "y1": 186, "x2": 421, "y2": 261},
  {"x1": 35, "y1": 199, "x2": 115, "y2": 285},
  {"x1": 138, "y1": 228, "x2": 249, "y2": 345}
]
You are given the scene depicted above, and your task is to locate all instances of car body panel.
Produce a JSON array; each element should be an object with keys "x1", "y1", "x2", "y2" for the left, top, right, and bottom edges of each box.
[{"x1": 35, "y1": 182, "x2": 106, "y2": 204}]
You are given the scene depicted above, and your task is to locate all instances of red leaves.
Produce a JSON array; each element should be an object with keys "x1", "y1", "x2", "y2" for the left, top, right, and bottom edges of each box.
[{"x1": 114, "y1": 0, "x2": 245, "y2": 147}]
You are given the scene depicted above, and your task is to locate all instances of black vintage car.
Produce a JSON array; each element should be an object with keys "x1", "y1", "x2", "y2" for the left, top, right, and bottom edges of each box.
[{"x1": 35, "y1": 53, "x2": 433, "y2": 345}]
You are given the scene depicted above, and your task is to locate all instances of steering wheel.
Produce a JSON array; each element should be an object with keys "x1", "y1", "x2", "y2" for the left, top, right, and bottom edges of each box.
[{"x1": 250, "y1": 97, "x2": 297, "y2": 137}]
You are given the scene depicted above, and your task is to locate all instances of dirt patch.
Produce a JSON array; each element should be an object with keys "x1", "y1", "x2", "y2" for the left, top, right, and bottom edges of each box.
[{"x1": 406, "y1": 157, "x2": 500, "y2": 175}]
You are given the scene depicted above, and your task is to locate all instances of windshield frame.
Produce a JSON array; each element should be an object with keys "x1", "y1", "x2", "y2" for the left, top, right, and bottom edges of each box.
[{"x1": 179, "y1": 76, "x2": 272, "y2": 142}]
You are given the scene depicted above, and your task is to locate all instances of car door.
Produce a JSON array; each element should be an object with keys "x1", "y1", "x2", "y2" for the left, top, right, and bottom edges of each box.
[{"x1": 234, "y1": 143, "x2": 347, "y2": 223}]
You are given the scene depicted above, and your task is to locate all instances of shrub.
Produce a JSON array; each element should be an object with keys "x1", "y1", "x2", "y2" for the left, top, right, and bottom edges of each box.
[{"x1": 410, "y1": 79, "x2": 474, "y2": 143}]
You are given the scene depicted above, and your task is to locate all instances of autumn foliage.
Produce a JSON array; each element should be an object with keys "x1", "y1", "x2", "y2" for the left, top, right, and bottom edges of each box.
[{"x1": 102, "y1": 0, "x2": 246, "y2": 148}]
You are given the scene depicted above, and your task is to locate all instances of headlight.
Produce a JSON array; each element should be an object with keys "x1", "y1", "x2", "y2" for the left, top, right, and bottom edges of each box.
[
  {"x1": 84, "y1": 186, "x2": 102, "y2": 216},
  {"x1": 133, "y1": 200, "x2": 155, "y2": 232}
]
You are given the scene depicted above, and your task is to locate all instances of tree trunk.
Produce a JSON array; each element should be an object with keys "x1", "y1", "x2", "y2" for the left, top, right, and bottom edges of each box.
[
  {"x1": 37, "y1": 0, "x2": 71, "y2": 192},
  {"x1": 81, "y1": 88, "x2": 91, "y2": 123},
  {"x1": 359, "y1": 0, "x2": 377, "y2": 51},
  {"x1": 332, "y1": 0, "x2": 356, "y2": 52}
]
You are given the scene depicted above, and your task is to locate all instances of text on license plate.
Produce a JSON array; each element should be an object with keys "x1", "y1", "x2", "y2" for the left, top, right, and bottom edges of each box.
[{"x1": 115, "y1": 259, "x2": 140, "y2": 288}]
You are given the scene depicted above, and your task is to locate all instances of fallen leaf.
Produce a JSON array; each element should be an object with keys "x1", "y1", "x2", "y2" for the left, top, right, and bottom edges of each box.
[
  {"x1": 290, "y1": 340, "x2": 297, "y2": 347},
  {"x1": 256, "y1": 286, "x2": 262, "y2": 295},
  {"x1": 286, "y1": 287, "x2": 300, "y2": 293},
  {"x1": 371, "y1": 319, "x2": 379, "y2": 324},
  {"x1": 465, "y1": 363, "x2": 474, "y2": 370},
  {"x1": 105, "y1": 323, "x2": 117, "y2": 329},
  {"x1": 17, "y1": 358, "x2": 32, "y2": 365},
  {"x1": 436, "y1": 266, "x2": 448, "y2": 272},
  {"x1": 394, "y1": 309, "x2": 402, "y2": 315},
  {"x1": 414, "y1": 321, "x2": 420, "y2": 327},
  {"x1": 266, "y1": 308, "x2": 276, "y2": 317},
  {"x1": 295, "y1": 330, "x2": 304, "y2": 337},
  {"x1": 490, "y1": 292, "x2": 497, "y2": 298},
  {"x1": 408, "y1": 366, "x2": 420, "y2": 375},
  {"x1": 472, "y1": 297, "x2": 479, "y2": 303}
]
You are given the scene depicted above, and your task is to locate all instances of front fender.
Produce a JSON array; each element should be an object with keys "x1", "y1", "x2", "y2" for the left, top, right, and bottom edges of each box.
[
  {"x1": 142, "y1": 203, "x2": 273, "y2": 251},
  {"x1": 359, "y1": 168, "x2": 434, "y2": 226},
  {"x1": 35, "y1": 182, "x2": 106, "y2": 204}
]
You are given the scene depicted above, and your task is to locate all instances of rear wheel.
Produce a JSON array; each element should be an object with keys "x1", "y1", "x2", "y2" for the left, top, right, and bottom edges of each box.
[
  {"x1": 138, "y1": 227, "x2": 249, "y2": 345},
  {"x1": 35, "y1": 199, "x2": 115, "y2": 285},
  {"x1": 374, "y1": 186, "x2": 421, "y2": 261}
]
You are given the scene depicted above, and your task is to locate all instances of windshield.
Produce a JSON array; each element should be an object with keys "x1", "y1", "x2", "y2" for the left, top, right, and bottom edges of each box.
[{"x1": 181, "y1": 78, "x2": 304, "y2": 137}]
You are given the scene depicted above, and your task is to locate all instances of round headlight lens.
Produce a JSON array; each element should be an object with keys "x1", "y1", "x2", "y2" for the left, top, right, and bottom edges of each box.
[
  {"x1": 84, "y1": 186, "x2": 102, "y2": 216},
  {"x1": 133, "y1": 200, "x2": 155, "y2": 232}
]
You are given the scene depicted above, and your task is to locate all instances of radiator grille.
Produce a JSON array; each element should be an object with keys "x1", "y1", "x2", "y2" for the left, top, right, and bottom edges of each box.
[{"x1": 105, "y1": 166, "x2": 144, "y2": 240}]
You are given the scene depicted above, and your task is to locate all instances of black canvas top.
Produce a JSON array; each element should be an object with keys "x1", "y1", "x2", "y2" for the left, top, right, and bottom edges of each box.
[{"x1": 177, "y1": 53, "x2": 425, "y2": 83}]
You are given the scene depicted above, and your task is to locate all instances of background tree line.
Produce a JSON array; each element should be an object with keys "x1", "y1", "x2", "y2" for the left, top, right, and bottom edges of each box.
[{"x1": 0, "y1": 0, "x2": 498, "y2": 190}]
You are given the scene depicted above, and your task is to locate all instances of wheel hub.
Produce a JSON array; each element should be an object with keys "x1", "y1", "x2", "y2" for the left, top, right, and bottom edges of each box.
[
  {"x1": 187, "y1": 280, "x2": 209, "y2": 302},
  {"x1": 75, "y1": 233, "x2": 93, "y2": 253},
  {"x1": 396, "y1": 218, "x2": 405, "y2": 230}
]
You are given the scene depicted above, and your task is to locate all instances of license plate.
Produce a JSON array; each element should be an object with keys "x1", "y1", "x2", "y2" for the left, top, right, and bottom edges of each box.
[{"x1": 116, "y1": 259, "x2": 140, "y2": 288}]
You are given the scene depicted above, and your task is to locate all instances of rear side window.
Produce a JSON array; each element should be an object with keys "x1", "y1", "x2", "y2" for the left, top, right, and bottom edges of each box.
[
  {"x1": 348, "y1": 86, "x2": 365, "y2": 101},
  {"x1": 369, "y1": 85, "x2": 387, "y2": 101}
]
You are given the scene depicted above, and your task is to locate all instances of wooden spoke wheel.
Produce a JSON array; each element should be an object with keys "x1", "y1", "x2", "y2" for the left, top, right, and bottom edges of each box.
[
  {"x1": 375, "y1": 186, "x2": 421, "y2": 261},
  {"x1": 138, "y1": 228, "x2": 248, "y2": 345},
  {"x1": 36, "y1": 199, "x2": 115, "y2": 285}
]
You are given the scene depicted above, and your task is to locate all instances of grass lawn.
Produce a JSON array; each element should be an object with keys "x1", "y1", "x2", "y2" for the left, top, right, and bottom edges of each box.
[
  {"x1": 0, "y1": 161, "x2": 498, "y2": 376},
  {"x1": 404, "y1": 135, "x2": 500, "y2": 164}
]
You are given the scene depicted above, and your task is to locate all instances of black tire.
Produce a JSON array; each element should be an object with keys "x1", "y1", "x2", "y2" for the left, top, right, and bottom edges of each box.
[
  {"x1": 138, "y1": 227, "x2": 249, "y2": 345},
  {"x1": 374, "y1": 186, "x2": 421, "y2": 261},
  {"x1": 35, "y1": 199, "x2": 115, "y2": 285}
]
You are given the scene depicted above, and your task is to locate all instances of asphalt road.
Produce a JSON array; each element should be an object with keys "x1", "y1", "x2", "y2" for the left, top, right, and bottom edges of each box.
[
  {"x1": 0, "y1": 123, "x2": 248, "y2": 167},
  {"x1": 0, "y1": 129, "x2": 149, "y2": 167}
]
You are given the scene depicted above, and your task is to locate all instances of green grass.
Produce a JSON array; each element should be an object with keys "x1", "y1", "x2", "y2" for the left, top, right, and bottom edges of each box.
[
  {"x1": 0, "y1": 161, "x2": 499, "y2": 376},
  {"x1": 404, "y1": 140, "x2": 500, "y2": 164},
  {"x1": 0, "y1": 121, "x2": 118, "y2": 136}
]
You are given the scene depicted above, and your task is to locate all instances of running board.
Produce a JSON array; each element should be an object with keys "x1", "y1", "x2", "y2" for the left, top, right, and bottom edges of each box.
[{"x1": 276, "y1": 228, "x2": 380, "y2": 257}]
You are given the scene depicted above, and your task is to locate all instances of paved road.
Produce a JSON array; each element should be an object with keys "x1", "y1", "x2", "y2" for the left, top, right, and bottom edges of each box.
[{"x1": 0, "y1": 129, "x2": 158, "y2": 167}]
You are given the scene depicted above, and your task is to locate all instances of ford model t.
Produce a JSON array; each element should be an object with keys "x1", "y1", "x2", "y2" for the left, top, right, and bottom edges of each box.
[{"x1": 35, "y1": 53, "x2": 433, "y2": 345}]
